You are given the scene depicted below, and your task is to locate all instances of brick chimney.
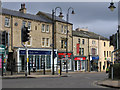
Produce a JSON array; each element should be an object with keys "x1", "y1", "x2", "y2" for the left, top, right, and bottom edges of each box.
[{"x1": 19, "y1": 3, "x2": 26, "y2": 13}]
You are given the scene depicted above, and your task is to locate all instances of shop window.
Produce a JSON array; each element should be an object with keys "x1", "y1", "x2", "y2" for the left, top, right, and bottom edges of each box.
[
  {"x1": 28, "y1": 21, "x2": 31, "y2": 30},
  {"x1": 42, "y1": 38, "x2": 45, "y2": 47},
  {"x1": 46, "y1": 25, "x2": 49, "y2": 32},
  {"x1": 46, "y1": 55, "x2": 51, "y2": 69},
  {"x1": 42, "y1": 24, "x2": 45, "y2": 32},
  {"x1": 41, "y1": 55, "x2": 45, "y2": 69},
  {"x1": 5, "y1": 17, "x2": 10, "y2": 27}
]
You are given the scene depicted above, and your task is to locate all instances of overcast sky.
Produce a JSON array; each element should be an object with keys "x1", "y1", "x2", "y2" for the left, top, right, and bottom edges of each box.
[{"x1": 2, "y1": 2, "x2": 118, "y2": 38}]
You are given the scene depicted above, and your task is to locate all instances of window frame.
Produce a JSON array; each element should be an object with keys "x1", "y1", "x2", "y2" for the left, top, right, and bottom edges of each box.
[
  {"x1": 5, "y1": 17, "x2": 10, "y2": 27},
  {"x1": 82, "y1": 39, "x2": 85, "y2": 44},
  {"x1": 46, "y1": 25, "x2": 49, "y2": 33},
  {"x1": 46, "y1": 38, "x2": 50, "y2": 47},
  {"x1": 42, "y1": 24, "x2": 45, "y2": 32},
  {"x1": 28, "y1": 21, "x2": 31, "y2": 30},
  {"x1": 42, "y1": 38, "x2": 45, "y2": 47}
]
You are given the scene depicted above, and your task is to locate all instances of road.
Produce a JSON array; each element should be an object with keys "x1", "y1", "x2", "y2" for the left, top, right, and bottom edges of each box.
[{"x1": 2, "y1": 72, "x2": 114, "y2": 88}]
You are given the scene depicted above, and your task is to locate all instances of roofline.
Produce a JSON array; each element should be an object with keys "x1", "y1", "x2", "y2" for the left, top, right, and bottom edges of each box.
[
  {"x1": 1, "y1": 8, "x2": 52, "y2": 24},
  {"x1": 37, "y1": 11, "x2": 73, "y2": 25}
]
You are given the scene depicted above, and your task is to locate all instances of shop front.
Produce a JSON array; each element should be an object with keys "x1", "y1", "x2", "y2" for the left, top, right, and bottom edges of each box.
[
  {"x1": 90, "y1": 56, "x2": 99, "y2": 72},
  {"x1": 74, "y1": 56, "x2": 87, "y2": 71},
  {"x1": 57, "y1": 52, "x2": 73, "y2": 71},
  {"x1": 16, "y1": 48, "x2": 57, "y2": 72}
]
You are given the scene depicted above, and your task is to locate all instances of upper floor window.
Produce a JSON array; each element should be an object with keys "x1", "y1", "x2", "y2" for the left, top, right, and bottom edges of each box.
[
  {"x1": 61, "y1": 25, "x2": 64, "y2": 33},
  {"x1": 61, "y1": 39, "x2": 66, "y2": 48},
  {"x1": 5, "y1": 17, "x2": 10, "y2": 27},
  {"x1": 42, "y1": 38, "x2": 45, "y2": 47},
  {"x1": 64, "y1": 26, "x2": 67, "y2": 34},
  {"x1": 104, "y1": 42, "x2": 106, "y2": 47},
  {"x1": 22, "y1": 20, "x2": 26, "y2": 27},
  {"x1": 107, "y1": 51, "x2": 108, "y2": 57},
  {"x1": 78, "y1": 39, "x2": 80, "y2": 44},
  {"x1": 92, "y1": 40, "x2": 96, "y2": 44},
  {"x1": 91, "y1": 48, "x2": 97, "y2": 55},
  {"x1": 46, "y1": 25, "x2": 49, "y2": 32},
  {"x1": 42, "y1": 24, "x2": 45, "y2": 32},
  {"x1": 109, "y1": 51, "x2": 111, "y2": 57},
  {"x1": 81, "y1": 48, "x2": 84, "y2": 55},
  {"x1": 28, "y1": 21, "x2": 31, "y2": 30},
  {"x1": 46, "y1": 38, "x2": 50, "y2": 47},
  {"x1": 82, "y1": 39, "x2": 85, "y2": 44},
  {"x1": 79, "y1": 48, "x2": 84, "y2": 55},
  {"x1": 35, "y1": 26, "x2": 37, "y2": 30},
  {"x1": 104, "y1": 51, "x2": 106, "y2": 57}
]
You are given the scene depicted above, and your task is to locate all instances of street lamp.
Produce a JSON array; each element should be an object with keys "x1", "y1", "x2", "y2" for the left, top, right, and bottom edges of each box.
[
  {"x1": 108, "y1": 0, "x2": 116, "y2": 11},
  {"x1": 66, "y1": 7, "x2": 75, "y2": 74},
  {"x1": 52, "y1": 7, "x2": 63, "y2": 75}
]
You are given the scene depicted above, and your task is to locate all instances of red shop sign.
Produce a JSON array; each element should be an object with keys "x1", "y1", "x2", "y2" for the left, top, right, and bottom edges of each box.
[
  {"x1": 58, "y1": 53, "x2": 72, "y2": 56},
  {"x1": 74, "y1": 57, "x2": 86, "y2": 60}
]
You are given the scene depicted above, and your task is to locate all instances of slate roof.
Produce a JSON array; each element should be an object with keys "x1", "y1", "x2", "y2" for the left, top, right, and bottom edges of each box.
[
  {"x1": 37, "y1": 11, "x2": 73, "y2": 25},
  {"x1": 1, "y1": 8, "x2": 52, "y2": 23},
  {"x1": 73, "y1": 30, "x2": 109, "y2": 41}
]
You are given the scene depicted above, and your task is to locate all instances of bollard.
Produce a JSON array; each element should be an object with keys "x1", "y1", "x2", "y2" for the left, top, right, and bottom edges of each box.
[
  {"x1": 43, "y1": 62, "x2": 45, "y2": 75},
  {"x1": 11, "y1": 61, "x2": 13, "y2": 75},
  {"x1": 60, "y1": 60, "x2": 62, "y2": 75},
  {"x1": 28, "y1": 62, "x2": 30, "y2": 75}
]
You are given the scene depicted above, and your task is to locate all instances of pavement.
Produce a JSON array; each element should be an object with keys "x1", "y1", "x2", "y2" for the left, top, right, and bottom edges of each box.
[{"x1": 96, "y1": 79, "x2": 120, "y2": 89}]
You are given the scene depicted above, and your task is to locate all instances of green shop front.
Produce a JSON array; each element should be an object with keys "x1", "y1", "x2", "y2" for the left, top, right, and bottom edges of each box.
[{"x1": 0, "y1": 45, "x2": 8, "y2": 75}]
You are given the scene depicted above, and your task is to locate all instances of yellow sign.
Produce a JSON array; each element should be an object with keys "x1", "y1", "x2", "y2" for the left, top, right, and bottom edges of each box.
[{"x1": 27, "y1": 58, "x2": 29, "y2": 63}]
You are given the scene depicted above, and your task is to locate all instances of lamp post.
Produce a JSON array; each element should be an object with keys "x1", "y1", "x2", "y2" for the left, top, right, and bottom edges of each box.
[
  {"x1": 108, "y1": 0, "x2": 116, "y2": 79},
  {"x1": 108, "y1": 0, "x2": 116, "y2": 11},
  {"x1": 52, "y1": 7, "x2": 63, "y2": 75},
  {"x1": 66, "y1": 7, "x2": 75, "y2": 74}
]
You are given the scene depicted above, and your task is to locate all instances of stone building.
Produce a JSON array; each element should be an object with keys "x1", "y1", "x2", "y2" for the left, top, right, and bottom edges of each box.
[
  {"x1": 0, "y1": 4, "x2": 73, "y2": 72},
  {"x1": 73, "y1": 28, "x2": 114, "y2": 72}
]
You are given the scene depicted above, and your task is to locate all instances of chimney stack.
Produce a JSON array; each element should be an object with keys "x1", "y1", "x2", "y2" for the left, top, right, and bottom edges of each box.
[{"x1": 19, "y1": 3, "x2": 26, "y2": 13}]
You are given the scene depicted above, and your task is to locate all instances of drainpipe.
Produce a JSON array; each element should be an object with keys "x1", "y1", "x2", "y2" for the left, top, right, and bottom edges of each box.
[{"x1": 11, "y1": 15, "x2": 14, "y2": 51}]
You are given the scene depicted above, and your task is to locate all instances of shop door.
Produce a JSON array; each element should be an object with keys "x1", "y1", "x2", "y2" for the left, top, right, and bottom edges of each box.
[
  {"x1": 21, "y1": 56, "x2": 25, "y2": 71},
  {"x1": 75, "y1": 61, "x2": 77, "y2": 70}
]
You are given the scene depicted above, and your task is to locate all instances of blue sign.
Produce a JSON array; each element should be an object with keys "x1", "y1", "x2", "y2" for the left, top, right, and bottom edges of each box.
[
  {"x1": 92, "y1": 56, "x2": 99, "y2": 60},
  {"x1": 20, "y1": 50, "x2": 51, "y2": 55},
  {"x1": 20, "y1": 50, "x2": 57, "y2": 57}
]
